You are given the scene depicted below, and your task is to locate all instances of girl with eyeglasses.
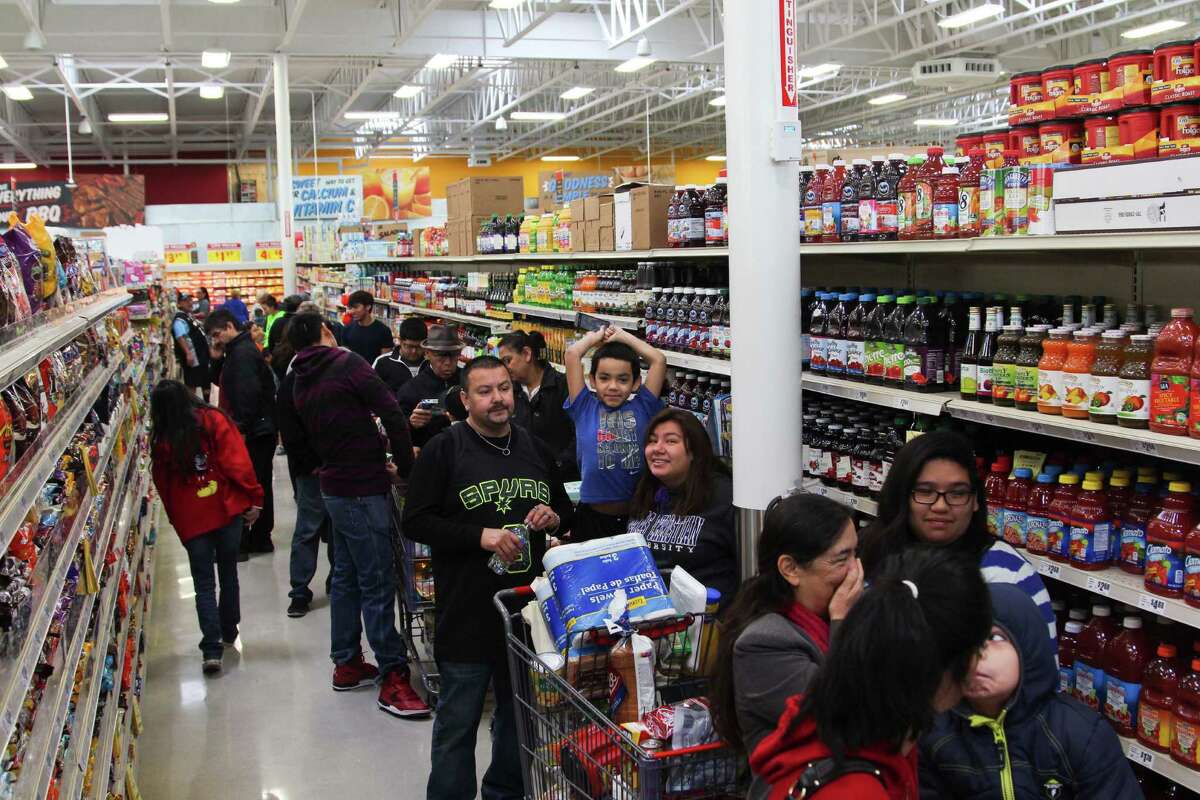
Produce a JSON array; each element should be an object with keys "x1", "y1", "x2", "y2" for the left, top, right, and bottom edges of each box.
[{"x1": 859, "y1": 430, "x2": 1057, "y2": 644}]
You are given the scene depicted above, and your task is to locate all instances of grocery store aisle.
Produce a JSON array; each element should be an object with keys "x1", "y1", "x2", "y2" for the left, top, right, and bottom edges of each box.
[{"x1": 139, "y1": 456, "x2": 488, "y2": 799}]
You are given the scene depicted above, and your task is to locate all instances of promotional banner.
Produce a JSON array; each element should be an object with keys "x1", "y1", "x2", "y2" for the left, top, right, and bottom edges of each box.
[
  {"x1": 291, "y1": 175, "x2": 363, "y2": 221},
  {"x1": 357, "y1": 166, "x2": 432, "y2": 220},
  {"x1": 2, "y1": 174, "x2": 145, "y2": 227}
]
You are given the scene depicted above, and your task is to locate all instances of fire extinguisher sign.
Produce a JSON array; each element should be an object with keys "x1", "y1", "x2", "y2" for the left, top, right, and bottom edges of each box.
[{"x1": 779, "y1": 0, "x2": 797, "y2": 108}]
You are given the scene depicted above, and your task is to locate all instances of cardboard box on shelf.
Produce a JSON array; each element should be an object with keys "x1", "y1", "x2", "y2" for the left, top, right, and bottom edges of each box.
[
  {"x1": 569, "y1": 221, "x2": 586, "y2": 252},
  {"x1": 600, "y1": 227, "x2": 615, "y2": 252},
  {"x1": 1053, "y1": 192, "x2": 1200, "y2": 233},
  {"x1": 447, "y1": 177, "x2": 524, "y2": 220},
  {"x1": 1054, "y1": 155, "x2": 1200, "y2": 201},
  {"x1": 583, "y1": 193, "x2": 614, "y2": 223},
  {"x1": 568, "y1": 199, "x2": 587, "y2": 224},
  {"x1": 584, "y1": 223, "x2": 600, "y2": 252},
  {"x1": 614, "y1": 184, "x2": 673, "y2": 251}
]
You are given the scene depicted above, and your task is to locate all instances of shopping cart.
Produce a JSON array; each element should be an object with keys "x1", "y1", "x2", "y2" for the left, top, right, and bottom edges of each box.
[
  {"x1": 390, "y1": 488, "x2": 439, "y2": 706},
  {"x1": 494, "y1": 586, "x2": 745, "y2": 800}
]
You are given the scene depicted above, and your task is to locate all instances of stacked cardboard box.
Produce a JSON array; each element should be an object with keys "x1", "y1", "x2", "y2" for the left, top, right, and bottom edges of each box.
[
  {"x1": 583, "y1": 193, "x2": 615, "y2": 252},
  {"x1": 614, "y1": 184, "x2": 674, "y2": 251},
  {"x1": 446, "y1": 177, "x2": 525, "y2": 256}
]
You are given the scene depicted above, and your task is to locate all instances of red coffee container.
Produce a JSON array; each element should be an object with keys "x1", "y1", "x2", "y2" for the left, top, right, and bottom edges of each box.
[
  {"x1": 1009, "y1": 125, "x2": 1041, "y2": 158},
  {"x1": 1155, "y1": 40, "x2": 1197, "y2": 82},
  {"x1": 982, "y1": 129, "x2": 1010, "y2": 165},
  {"x1": 955, "y1": 133, "x2": 984, "y2": 159},
  {"x1": 1110, "y1": 50, "x2": 1154, "y2": 105},
  {"x1": 1073, "y1": 59, "x2": 1110, "y2": 95},
  {"x1": 1042, "y1": 65, "x2": 1075, "y2": 101},
  {"x1": 1161, "y1": 102, "x2": 1200, "y2": 139},
  {"x1": 1039, "y1": 120, "x2": 1084, "y2": 163},
  {"x1": 1119, "y1": 106, "x2": 1160, "y2": 159},
  {"x1": 1084, "y1": 115, "x2": 1120, "y2": 148},
  {"x1": 1011, "y1": 71, "x2": 1045, "y2": 106}
]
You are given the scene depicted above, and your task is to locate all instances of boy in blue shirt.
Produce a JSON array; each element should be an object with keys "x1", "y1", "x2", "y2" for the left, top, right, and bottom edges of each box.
[{"x1": 564, "y1": 325, "x2": 666, "y2": 541}]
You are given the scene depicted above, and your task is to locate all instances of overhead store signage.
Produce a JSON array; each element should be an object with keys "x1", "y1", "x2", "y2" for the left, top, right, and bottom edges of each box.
[
  {"x1": 1, "y1": 174, "x2": 145, "y2": 228},
  {"x1": 291, "y1": 175, "x2": 363, "y2": 222},
  {"x1": 539, "y1": 170, "x2": 612, "y2": 209},
  {"x1": 255, "y1": 241, "x2": 283, "y2": 261},
  {"x1": 779, "y1": 0, "x2": 797, "y2": 108},
  {"x1": 206, "y1": 242, "x2": 243, "y2": 263}
]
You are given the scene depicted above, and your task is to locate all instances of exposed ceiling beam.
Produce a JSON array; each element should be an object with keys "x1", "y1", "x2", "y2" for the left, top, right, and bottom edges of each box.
[
  {"x1": 160, "y1": 0, "x2": 173, "y2": 50},
  {"x1": 278, "y1": 0, "x2": 310, "y2": 51},
  {"x1": 0, "y1": 98, "x2": 47, "y2": 165},
  {"x1": 165, "y1": 63, "x2": 179, "y2": 161},
  {"x1": 608, "y1": 0, "x2": 706, "y2": 48},
  {"x1": 393, "y1": 0, "x2": 445, "y2": 49},
  {"x1": 55, "y1": 57, "x2": 115, "y2": 163},
  {"x1": 494, "y1": 0, "x2": 574, "y2": 47},
  {"x1": 237, "y1": 66, "x2": 274, "y2": 160}
]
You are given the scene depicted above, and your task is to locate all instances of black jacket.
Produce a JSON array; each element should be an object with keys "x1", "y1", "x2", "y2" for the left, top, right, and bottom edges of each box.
[
  {"x1": 373, "y1": 349, "x2": 424, "y2": 394},
  {"x1": 276, "y1": 368, "x2": 321, "y2": 479},
  {"x1": 212, "y1": 330, "x2": 276, "y2": 440},
  {"x1": 173, "y1": 310, "x2": 209, "y2": 387},
  {"x1": 512, "y1": 364, "x2": 579, "y2": 481},
  {"x1": 920, "y1": 584, "x2": 1141, "y2": 800},
  {"x1": 395, "y1": 363, "x2": 461, "y2": 448}
]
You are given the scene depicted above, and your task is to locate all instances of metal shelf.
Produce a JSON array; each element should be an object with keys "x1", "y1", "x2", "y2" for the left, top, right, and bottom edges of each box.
[
  {"x1": 0, "y1": 290, "x2": 129, "y2": 390},
  {"x1": 506, "y1": 303, "x2": 641, "y2": 331},
  {"x1": 386, "y1": 302, "x2": 511, "y2": 332},
  {"x1": 802, "y1": 373, "x2": 952, "y2": 416},
  {"x1": 1121, "y1": 737, "x2": 1200, "y2": 793},
  {"x1": 802, "y1": 479, "x2": 879, "y2": 516},
  {"x1": 799, "y1": 231, "x2": 1200, "y2": 255},
  {"x1": 1024, "y1": 552, "x2": 1199, "y2": 627},
  {"x1": 298, "y1": 247, "x2": 729, "y2": 265},
  {"x1": 164, "y1": 261, "x2": 281, "y2": 273}
]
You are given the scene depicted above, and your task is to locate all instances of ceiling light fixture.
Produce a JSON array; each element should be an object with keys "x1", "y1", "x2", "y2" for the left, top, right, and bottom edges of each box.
[
  {"x1": 199, "y1": 84, "x2": 224, "y2": 100},
  {"x1": 207, "y1": 0, "x2": 241, "y2": 4},
  {"x1": 1121, "y1": 19, "x2": 1187, "y2": 39},
  {"x1": 705, "y1": 155, "x2": 727, "y2": 162},
  {"x1": 511, "y1": 111, "x2": 566, "y2": 121},
  {"x1": 0, "y1": 161, "x2": 37, "y2": 170},
  {"x1": 394, "y1": 85, "x2": 423, "y2": 99},
  {"x1": 344, "y1": 111, "x2": 403, "y2": 120},
  {"x1": 914, "y1": 118, "x2": 958, "y2": 127},
  {"x1": 2, "y1": 85, "x2": 33, "y2": 102},
  {"x1": 424, "y1": 54, "x2": 457, "y2": 70},
  {"x1": 489, "y1": 0, "x2": 524, "y2": 8},
  {"x1": 867, "y1": 92, "x2": 908, "y2": 105},
  {"x1": 616, "y1": 37, "x2": 656, "y2": 73},
  {"x1": 0, "y1": 55, "x2": 7, "y2": 70},
  {"x1": 938, "y1": 3, "x2": 1004, "y2": 28},
  {"x1": 108, "y1": 112, "x2": 169, "y2": 123},
  {"x1": 78, "y1": 118, "x2": 92, "y2": 135},
  {"x1": 560, "y1": 86, "x2": 594, "y2": 100},
  {"x1": 709, "y1": 95, "x2": 727, "y2": 107},
  {"x1": 494, "y1": 115, "x2": 508, "y2": 130},
  {"x1": 798, "y1": 63, "x2": 841, "y2": 79},
  {"x1": 201, "y1": 49, "x2": 231, "y2": 69},
  {"x1": 541, "y1": 155, "x2": 580, "y2": 162}
]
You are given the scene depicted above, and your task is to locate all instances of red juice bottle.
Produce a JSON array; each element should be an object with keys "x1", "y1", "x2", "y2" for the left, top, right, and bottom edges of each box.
[
  {"x1": 1140, "y1": 643, "x2": 1182, "y2": 753},
  {"x1": 898, "y1": 156, "x2": 921, "y2": 240},
  {"x1": 876, "y1": 154, "x2": 902, "y2": 241},
  {"x1": 821, "y1": 160, "x2": 847, "y2": 244},
  {"x1": 1074, "y1": 604, "x2": 1117, "y2": 711},
  {"x1": 958, "y1": 148, "x2": 986, "y2": 238},
  {"x1": 1105, "y1": 615, "x2": 1150, "y2": 736},
  {"x1": 1069, "y1": 478, "x2": 1112, "y2": 571},
  {"x1": 984, "y1": 460, "x2": 1010, "y2": 539},
  {"x1": 1122, "y1": 480, "x2": 1159, "y2": 574},
  {"x1": 1060, "y1": 619, "x2": 1082, "y2": 695},
  {"x1": 1150, "y1": 308, "x2": 1197, "y2": 436},
  {"x1": 1146, "y1": 481, "x2": 1196, "y2": 598},
  {"x1": 912, "y1": 146, "x2": 946, "y2": 240},
  {"x1": 1108, "y1": 472, "x2": 1134, "y2": 565},
  {"x1": 932, "y1": 167, "x2": 960, "y2": 239},
  {"x1": 1171, "y1": 657, "x2": 1200, "y2": 769},
  {"x1": 803, "y1": 167, "x2": 828, "y2": 245},
  {"x1": 1025, "y1": 471, "x2": 1056, "y2": 555},
  {"x1": 1184, "y1": 518, "x2": 1200, "y2": 608},
  {"x1": 1002, "y1": 467, "x2": 1034, "y2": 549}
]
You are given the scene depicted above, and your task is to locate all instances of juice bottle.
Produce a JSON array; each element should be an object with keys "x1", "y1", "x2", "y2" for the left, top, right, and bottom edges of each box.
[
  {"x1": 821, "y1": 161, "x2": 847, "y2": 244},
  {"x1": 808, "y1": 292, "x2": 830, "y2": 374},
  {"x1": 1145, "y1": 481, "x2": 1196, "y2": 599},
  {"x1": 1185, "y1": 518, "x2": 1200, "y2": 608},
  {"x1": 958, "y1": 148, "x2": 985, "y2": 238},
  {"x1": 864, "y1": 295, "x2": 892, "y2": 384},
  {"x1": 825, "y1": 293, "x2": 852, "y2": 376},
  {"x1": 803, "y1": 168, "x2": 828, "y2": 245},
  {"x1": 1151, "y1": 308, "x2": 1198, "y2": 435},
  {"x1": 1189, "y1": 328, "x2": 1200, "y2": 438},
  {"x1": 858, "y1": 158, "x2": 879, "y2": 240},
  {"x1": 884, "y1": 296, "x2": 911, "y2": 386},
  {"x1": 897, "y1": 156, "x2": 921, "y2": 240},
  {"x1": 1105, "y1": 615, "x2": 1151, "y2": 736},
  {"x1": 903, "y1": 296, "x2": 944, "y2": 391},
  {"x1": 1089, "y1": 330, "x2": 1127, "y2": 424},
  {"x1": 913, "y1": 147, "x2": 946, "y2": 240},
  {"x1": 976, "y1": 307, "x2": 998, "y2": 403},
  {"x1": 941, "y1": 293, "x2": 966, "y2": 390},
  {"x1": 667, "y1": 187, "x2": 681, "y2": 247},
  {"x1": 1002, "y1": 467, "x2": 1034, "y2": 548},
  {"x1": 1026, "y1": 471, "x2": 1056, "y2": 555},
  {"x1": 1015, "y1": 326, "x2": 1048, "y2": 411},
  {"x1": 840, "y1": 160, "x2": 864, "y2": 242},
  {"x1": 1140, "y1": 643, "x2": 1182, "y2": 753},
  {"x1": 1070, "y1": 478, "x2": 1113, "y2": 570},
  {"x1": 836, "y1": 425, "x2": 855, "y2": 491},
  {"x1": 1074, "y1": 604, "x2": 1117, "y2": 711},
  {"x1": 1171, "y1": 658, "x2": 1200, "y2": 769},
  {"x1": 1118, "y1": 333, "x2": 1154, "y2": 429},
  {"x1": 1122, "y1": 480, "x2": 1159, "y2": 574},
  {"x1": 985, "y1": 459, "x2": 1010, "y2": 538},
  {"x1": 1108, "y1": 473, "x2": 1134, "y2": 565},
  {"x1": 991, "y1": 324, "x2": 1023, "y2": 406},
  {"x1": 845, "y1": 293, "x2": 872, "y2": 381},
  {"x1": 932, "y1": 167, "x2": 960, "y2": 239},
  {"x1": 959, "y1": 305, "x2": 982, "y2": 401},
  {"x1": 536, "y1": 213, "x2": 555, "y2": 254},
  {"x1": 1060, "y1": 620, "x2": 1082, "y2": 695},
  {"x1": 704, "y1": 174, "x2": 727, "y2": 247},
  {"x1": 519, "y1": 215, "x2": 536, "y2": 253},
  {"x1": 1037, "y1": 327, "x2": 1071, "y2": 414},
  {"x1": 1061, "y1": 330, "x2": 1099, "y2": 419},
  {"x1": 876, "y1": 155, "x2": 902, "y2": 241}
]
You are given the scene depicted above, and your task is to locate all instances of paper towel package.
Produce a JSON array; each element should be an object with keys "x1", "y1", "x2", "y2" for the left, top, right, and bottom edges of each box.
[
  {"x1": 532, "y1": 576, "x2": 568, "y2": 654},
  {"x1": 543, "y1": 533, "x2": 676, "y2": 643}
]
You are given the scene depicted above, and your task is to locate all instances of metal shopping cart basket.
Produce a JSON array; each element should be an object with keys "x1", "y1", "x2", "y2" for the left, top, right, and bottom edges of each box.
[
  {"x1": 494, "y1": 586, "x2": 745, "y2": 800},
  {"x1": 390, "y1": 487, "x2": 439, "y2": 706}
]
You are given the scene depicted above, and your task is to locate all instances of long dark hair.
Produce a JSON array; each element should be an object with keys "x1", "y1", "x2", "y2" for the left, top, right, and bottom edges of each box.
[
  {"x1": 498, "y1": 330, "x2": 549, "y2": 369},
  {"x1": 628, "y1": 408, "x2": 728, "y2": 519},
  {"x1": 709, "y1": 492, "x2": 854, "y2": 751},
  {"x1": 149, "y1": 379, "x2": 220, "y2": 475},
  {"x1": 859, "y1": 430, "x2": 990, "y2": 576},
  {"x1": 799, "y1": 546, "x2": 991, "y2": 760}
]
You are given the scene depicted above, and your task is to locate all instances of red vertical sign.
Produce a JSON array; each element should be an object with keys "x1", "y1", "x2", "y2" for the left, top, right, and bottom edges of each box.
[{"x1": 779, "y1": 0, "x2": 797, "y2": 108}]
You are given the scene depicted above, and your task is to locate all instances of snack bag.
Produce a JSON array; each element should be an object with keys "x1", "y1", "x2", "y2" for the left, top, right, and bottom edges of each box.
[{"x1": 23, "y1": 214, "x2": 57, "y2": 301}]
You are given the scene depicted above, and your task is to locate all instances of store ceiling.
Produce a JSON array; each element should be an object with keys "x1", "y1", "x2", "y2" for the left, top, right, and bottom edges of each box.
[{"x1": 0, "y1": 0, "x2": 1195, "y2": 167}]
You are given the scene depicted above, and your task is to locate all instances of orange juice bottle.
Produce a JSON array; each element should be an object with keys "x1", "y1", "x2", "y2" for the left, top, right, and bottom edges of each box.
[
  {"x1": 1061, "y1": 330, "x2": 1099, "y2": 419},
  {"x1": 1037, "y1": 327, "x2": 1071, "y2": 414},
  {"x1": 1151, "y1": 307, "x2": 1197, "y2": 436}
]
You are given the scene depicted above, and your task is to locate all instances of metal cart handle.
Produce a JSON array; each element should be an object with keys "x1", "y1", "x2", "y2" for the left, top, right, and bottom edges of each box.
[{"x1": 493, "y1": 585, "x2": 536, "y2": 637}]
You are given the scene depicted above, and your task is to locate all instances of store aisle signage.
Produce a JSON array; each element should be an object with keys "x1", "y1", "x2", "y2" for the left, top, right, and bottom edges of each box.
[
  {"x1": 164, "y1": 244, "x2": 197, "y2": 266},
  {"x1": 779, "y1": 0, "x2": 797, "y2": 108},
  {"x1": 206, "y1": 242, "x2": 243, "y2": 263},
  {"x1": 291, "y1": 176, "x2": 363, "y2": 222},
  {"x1": 2, "y1": 175, "x2": 145, "y2": 227},
  {"x1": 255, "y1": 241, "x2": 283, "y2": 261}
]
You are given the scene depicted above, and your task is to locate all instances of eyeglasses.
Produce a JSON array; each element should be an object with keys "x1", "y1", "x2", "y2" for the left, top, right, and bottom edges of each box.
[{"x1": 911, "y1": 487, "x2": 975, "y2": 506}]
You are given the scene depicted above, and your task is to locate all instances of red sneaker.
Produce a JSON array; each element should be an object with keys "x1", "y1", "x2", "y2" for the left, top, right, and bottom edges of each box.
[
  {"x1": 332, "y1": 653, "x2": 379, "y2": 692},
  {"x1": 377, "y1": 669, "x2": 432, "y2": 718}
]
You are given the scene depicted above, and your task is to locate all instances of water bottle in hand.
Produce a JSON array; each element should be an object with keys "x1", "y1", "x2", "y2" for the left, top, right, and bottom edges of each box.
[{"x1": 488, "y1": 525, "x2": 528, "y2": 575}]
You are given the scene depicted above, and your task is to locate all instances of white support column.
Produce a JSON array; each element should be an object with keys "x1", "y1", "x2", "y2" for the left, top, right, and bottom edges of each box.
[
  {"x1": 726, "y1": 0, "x2": 801, "y2": 571},
  {"x1": 273, "y1": 54, "x2": 297, "y2": 296}
]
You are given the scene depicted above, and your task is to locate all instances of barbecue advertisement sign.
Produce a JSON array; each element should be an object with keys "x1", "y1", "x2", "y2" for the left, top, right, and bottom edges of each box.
[{"x1": 2, "y1": 175, "x2": 146, "y2": 227}]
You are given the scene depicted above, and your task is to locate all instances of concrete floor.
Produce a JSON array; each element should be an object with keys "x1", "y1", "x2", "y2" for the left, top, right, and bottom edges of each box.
[{"x1": 139, "y1": 456, "x2": 491, "y2": 800}]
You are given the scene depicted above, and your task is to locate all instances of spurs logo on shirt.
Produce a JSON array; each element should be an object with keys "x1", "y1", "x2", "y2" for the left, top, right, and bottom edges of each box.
[
  {"x1": 459, "y1": 477, "x2": 551, "y2": 514},
  {"x1": 596, "y1": 408, "x2": 641, "y2": 471},
  {"x1": 628, "y1": 511, "x2": 706, "y2": 554}
]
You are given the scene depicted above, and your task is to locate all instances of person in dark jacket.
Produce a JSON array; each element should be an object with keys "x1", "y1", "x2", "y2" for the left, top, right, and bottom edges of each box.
[
  {"x1": 373, "y1": 317, "x2": 427, "y2": 393},
  {"x1": 395, "y1": 324, "x2": 463, "y2": 449},
  {"x1": 205, "y1": 308, "x2": 276, "y2": 557},
  {"x1": 920, "y1": 584, "x2": 1141, "y2": 800},
  {"x1": 500, "y1": 329, "x2": 578, "y2": 481},
  {"x1": 287, "y1": 313, "x2": 430, "y2": 719},
  {"x1": 172, "y1": 294, "x2": 210, "y2": 402}
]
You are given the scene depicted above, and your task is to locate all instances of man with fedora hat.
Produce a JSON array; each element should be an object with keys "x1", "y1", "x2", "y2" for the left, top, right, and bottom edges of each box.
[{"x1": 396, "y1": 323, "x2": 465, "y2": 449}]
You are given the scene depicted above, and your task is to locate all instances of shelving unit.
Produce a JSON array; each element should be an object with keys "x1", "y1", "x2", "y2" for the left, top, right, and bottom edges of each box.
[
  {"x1": 1121, "y1": 738, "x2": 1200, "y2": 793},
  {"x1": 0, "y1": 290, "x2": 129, "y2": 390},
  {"x1": 298, "y1": 247, "x2": 730, "y2": 265},
  {"x1": 799, "y1": 231, "x2": 1200, "y2": 256},
  {"x1": 802, "y1": 374, "x2": 951, "y2": 417},
  {"x1": 384, "y1": 302, "x2": 511, "y2": 333},
  {"x1": 506, "y1": 303, "x2": 641, "y2": 331},
  {"x1": 801, "y1": 479, "x2": 880, "y2": 516}
]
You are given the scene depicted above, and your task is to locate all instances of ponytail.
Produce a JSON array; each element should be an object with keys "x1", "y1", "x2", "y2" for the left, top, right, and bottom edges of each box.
[{"x1": 498, "y1": 329, "x2": 548, "y2": 367}]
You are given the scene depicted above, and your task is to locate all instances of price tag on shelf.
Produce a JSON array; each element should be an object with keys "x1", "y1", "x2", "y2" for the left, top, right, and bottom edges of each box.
[
  {"x1": 1081, "y1": 431, "x2": 1098, "y2": 444},
  {"x1": 1029, "y1": 422, "x2": 1043, "y2": 434},
  {"x1": 897, "y1": 397, "x2": 912, "y2": 410},
  {"x1": 1038, "y1": 561, "x2": 1062, "y2": 580},
  {"x1": 1136, "y1": 440, "x2": 1159, "y2": 456},
  {"x1": 855, "y1": 390, "x2": 868, "y2": 402},
  {"x1": 1086, "y1": 576, "x2": 1113, "y2": 596},
  {"x1": 1138, "y1": 594, "x2": 1168, "y2": 615},
  {"x1": 1127, "y1": 741, "x2": 1156, "y2": 768}
]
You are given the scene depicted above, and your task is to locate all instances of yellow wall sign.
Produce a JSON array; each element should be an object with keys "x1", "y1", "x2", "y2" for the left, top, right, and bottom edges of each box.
[
  {"x1": 164, "y1": 243, "x2": 195, "y2": 265},
  {"x1": 206, "y1": 243, "x2": 243, "y2": 263},
  {"x1": 255, "y1": 241, "x2": 283, "y2": 261}
]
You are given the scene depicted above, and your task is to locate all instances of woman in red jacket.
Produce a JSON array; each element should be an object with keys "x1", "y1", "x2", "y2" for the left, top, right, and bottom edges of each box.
[
  {"x1": 749, "y1": 547, "x2": 991, "y2": 799},
  {"x1": 150, "y1": 380, "x2": 263, "y2": 675}
]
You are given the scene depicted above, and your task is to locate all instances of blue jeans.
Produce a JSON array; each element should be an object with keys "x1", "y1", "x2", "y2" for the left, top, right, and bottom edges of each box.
[
  {"x1": 322, "y1": 493, "x2": 407, "y2": 673},
  {"x1": 182, "y1": 517, "x2": 243, "y2": 659},
  {"x1": 289, "y1": 474, "x2": 334, "y2": 603},
  {"x1": 428, "y1": 660, "x2": 521, "y2": 800}
]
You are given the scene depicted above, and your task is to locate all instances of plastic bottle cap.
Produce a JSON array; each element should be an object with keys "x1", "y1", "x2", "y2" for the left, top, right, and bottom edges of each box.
[
  {"x1": 1092, "y1": 605, "x2": 1111, "y2": 616},
  {"x1": 1171, "y1": 308, "x2": 1195, "y2": 317},
  {"x1": 1124, "y1": 617, "x2": 1143, "y2": 629},
  {"x1": 816, "y1": 163, "x2": 831, "y2": 170},
  {"x1": 1036, "y1": 472, "x2": 1054, "y2": 483},
  {"x1": 1068, "y1": 608, "x2": 1088, "y2": 620},
  {"x1": 1014, "y1": 468, "x2": 1033, "y2": 478},
  {"x1": 1159, "y1": 644, "x2": 1178, "y2": 657},
  {"x1": 1102, "y1": 330, "x2": 1126, "y2": 339},
  {"x1": 991, "y1": 461, "x2": 1008, "y2": 473},
  {"x1": 1170, "y1": 481, "x2": 1192, "y2": 493},
  {"x1": 877, "y1": 295, "x2": 894, "y2": 302},
  {"x1": 1165, "y1": 471, "x2": 1183, "y2": 481},
  {"x1": 1111, "y1": 476, "x2": 1130, "y2": 488},
  {"x1": 888, "y1": 152, "x2": 905, "y2": 160},
  {"x1": 1192, "y1": 658, "x2": 1200, "y2": 671},
  {"x1": 1082, "y1": 479, "x2": 1103, "y2": 490},
  {"x1": 1085, "y1": 471, "x2": 1104, "y2": 482},
  {"x1": 859, "y1": 294, "x2": 876, "y2": 301},
  {"x1": 1064, "y1": 621, "x2": 1084, "y2": 634}
]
